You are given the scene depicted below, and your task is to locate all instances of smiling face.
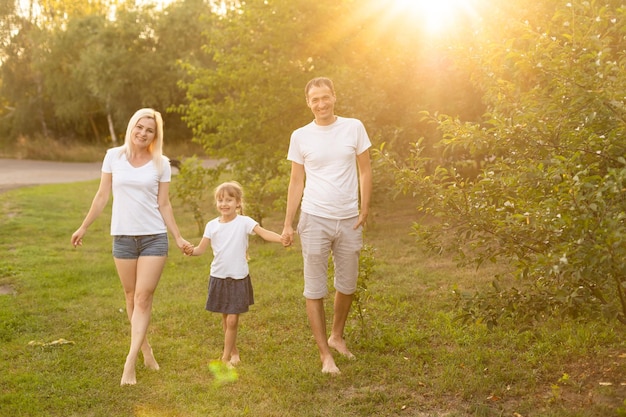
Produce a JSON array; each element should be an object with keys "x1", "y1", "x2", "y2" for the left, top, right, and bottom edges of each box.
[
  {"x1": 306, "y1": 84, "x2": 337, "y2": 126},
  {"x1": 130, "y1": 117, "x2": 157, "y2": 152},
  {"x1": 215, "y1": 191, "x2": 240, "y2": 221}
]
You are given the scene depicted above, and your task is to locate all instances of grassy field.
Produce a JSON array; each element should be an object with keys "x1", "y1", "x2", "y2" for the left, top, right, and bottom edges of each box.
[{"x1": 1, "y1": 175, "x2": 626, "y2": 416}]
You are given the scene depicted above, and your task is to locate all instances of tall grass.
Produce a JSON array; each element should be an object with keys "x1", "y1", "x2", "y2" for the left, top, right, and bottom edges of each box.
[{"x1": 0, "y1": 181, "x2": 625, "y2": 417}]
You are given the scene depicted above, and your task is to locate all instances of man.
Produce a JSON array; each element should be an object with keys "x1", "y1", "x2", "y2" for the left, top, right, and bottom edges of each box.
[{"x1": 282, "y1": 77, "x2": 372, "y2": 374}]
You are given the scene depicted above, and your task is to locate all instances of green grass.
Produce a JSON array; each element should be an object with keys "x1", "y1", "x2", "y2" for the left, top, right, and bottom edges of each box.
[{"x1": 1, "y1": 180, "x2": 625, "y2": 416}]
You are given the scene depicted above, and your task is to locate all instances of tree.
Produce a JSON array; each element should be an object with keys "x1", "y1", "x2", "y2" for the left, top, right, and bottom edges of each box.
[
  {"x1": 385, "y1": 0, "x2": 626, "y2": 326},
  {"x1": 179, "y1": 0, "x2": 334, "y2": 223}
]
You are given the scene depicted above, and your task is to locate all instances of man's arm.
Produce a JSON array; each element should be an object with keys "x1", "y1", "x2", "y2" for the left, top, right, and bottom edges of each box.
[
  {"x1": 355, "y1": 149, "x2": 372, "y2": 229},
  {"x1": 282, "y1": 161, "x2": 305, "y2": 245}
]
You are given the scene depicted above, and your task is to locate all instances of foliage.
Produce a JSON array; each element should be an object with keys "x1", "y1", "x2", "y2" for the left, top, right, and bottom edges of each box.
[
  {"x1": 170, "y1": 156, "x2": 221, "y2": 235},
  {"x1": 0, "y1": 0, "x2": 209, "y2": 143},
  {"x1": 382, "y1": 0, "x2": 626, "y2": 326},
  {"x1": 351, "y1": 242, "x2": 376, "y2": 337}
]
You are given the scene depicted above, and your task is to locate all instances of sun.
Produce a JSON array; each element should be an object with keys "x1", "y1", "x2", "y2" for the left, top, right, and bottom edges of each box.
[{"x1": 390, "y1": 0, "x2": 479, "y2": 35}]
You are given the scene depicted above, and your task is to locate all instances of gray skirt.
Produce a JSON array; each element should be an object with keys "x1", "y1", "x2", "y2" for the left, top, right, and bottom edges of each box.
[{"x1": 206, "y1": 275, "x2": 254, "y2": 314}]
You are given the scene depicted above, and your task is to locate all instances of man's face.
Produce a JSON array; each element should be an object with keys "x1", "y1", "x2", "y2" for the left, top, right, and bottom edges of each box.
[{"x1": 306, "y1": 85, "x2": 336, "y2": 124}]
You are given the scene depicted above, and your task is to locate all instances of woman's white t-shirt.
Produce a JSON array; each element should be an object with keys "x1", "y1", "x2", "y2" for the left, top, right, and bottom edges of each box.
[
  {"x1": 102, "y1": 147, "x2": 171, "y2": 236},
  {"x1": 203, "y1": 215, "x2": 258, "y2": 279},
  {"x1": 287, "y1": 116, "x2": 371, "y2": 220}
]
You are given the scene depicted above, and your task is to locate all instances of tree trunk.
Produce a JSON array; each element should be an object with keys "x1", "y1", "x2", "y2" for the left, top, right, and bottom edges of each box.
[{"x1": 107, "y1": 112, "x2": 117, "y2": 145}]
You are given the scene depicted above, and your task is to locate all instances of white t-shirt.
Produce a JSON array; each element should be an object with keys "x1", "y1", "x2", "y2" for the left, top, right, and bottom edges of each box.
[
  {"x1": 287, "y1": 116, "x2": 371, "y2": 220},
  {"x1": 203, "y1": 215, "x2": 258, "y2": 279},
  {"x1": 102, "y1": 147, "x2": 171, "y2": 236}
]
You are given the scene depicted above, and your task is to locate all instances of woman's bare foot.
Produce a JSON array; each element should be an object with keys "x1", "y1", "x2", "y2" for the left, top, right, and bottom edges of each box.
[
  {"x1": 328, "y1": 336, "x2": 355, "y2": 360},
  {"x1": 142, "y1": 347, "x2": 160, "y2": 370},
  {"x1": 121, "y1": 357, "x2": 137, "y2": 386}
]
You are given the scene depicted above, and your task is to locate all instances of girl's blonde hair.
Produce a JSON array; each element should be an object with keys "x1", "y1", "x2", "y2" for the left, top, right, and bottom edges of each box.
[
  {"x1": 214, "y1": 181, "x2": 245, "y2": 215},
  {"x1": 121, "y1": 108, "x2": 166, "y2": 174}
]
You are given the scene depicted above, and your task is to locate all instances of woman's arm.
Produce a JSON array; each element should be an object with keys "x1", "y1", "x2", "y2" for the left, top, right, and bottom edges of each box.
[
  {"x1": 71, "y1": 172, "x2": 112, "y2": 247},
  {"x1": 157, "y1": 181, "x2": 190, "y2": 250}
]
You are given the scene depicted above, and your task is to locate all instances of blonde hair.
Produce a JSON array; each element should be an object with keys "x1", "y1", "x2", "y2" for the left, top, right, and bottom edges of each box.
[
  {"x1": 121, "y1": 108, "x2": 166, "y2": 174},
  {"x1": 214, "y1": 181, "x2": 245, "y2": 215}
]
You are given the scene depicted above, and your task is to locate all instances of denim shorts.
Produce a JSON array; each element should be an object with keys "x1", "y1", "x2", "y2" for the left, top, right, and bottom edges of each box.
[{"x1": 112, "y1": 233, "x2": 169, "y2": 259}]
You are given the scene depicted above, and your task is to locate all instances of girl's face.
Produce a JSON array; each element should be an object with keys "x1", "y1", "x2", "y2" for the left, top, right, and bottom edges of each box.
[{"x1": 215, "y1": 193, "x2": 239, "y2": 219}]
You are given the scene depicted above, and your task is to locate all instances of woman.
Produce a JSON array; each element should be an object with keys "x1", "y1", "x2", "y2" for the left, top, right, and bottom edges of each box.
[{"x1": 71, "y1": 108, "x2": 190, "y2": 385}]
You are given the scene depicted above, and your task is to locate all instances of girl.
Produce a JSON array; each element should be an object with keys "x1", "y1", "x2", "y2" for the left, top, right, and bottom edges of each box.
[{"x1": 184, "y1": 181, "x2": 282, "y2": 366}]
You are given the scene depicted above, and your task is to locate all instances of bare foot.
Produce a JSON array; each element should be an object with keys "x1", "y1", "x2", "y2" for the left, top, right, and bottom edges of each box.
[
  {"x1": 120, "y1": 358, "x2": 137, "y2": 386},
  {"x1": 328, "y1": 336, "x2": 355, "y2": 360},
  {"x1": 321, "y1": 354, "x2": 341, "y2": 374},
  {"x1": 229, "y1": 353, "x2": 241, "y2": 366},
  {"x1": 142, "y1": 347, "x2": 160, "y2": 370}
]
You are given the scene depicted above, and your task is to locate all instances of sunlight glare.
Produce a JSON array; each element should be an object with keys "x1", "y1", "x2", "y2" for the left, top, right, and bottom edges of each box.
[{"x1": 391, "y1": 0, "x2": 476, "y2": 35}]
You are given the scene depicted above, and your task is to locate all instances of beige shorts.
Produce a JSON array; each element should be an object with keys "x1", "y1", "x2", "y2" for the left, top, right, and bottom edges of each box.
[{"x1": 297, "y1": 212, "x2": 363, "y2": 299}]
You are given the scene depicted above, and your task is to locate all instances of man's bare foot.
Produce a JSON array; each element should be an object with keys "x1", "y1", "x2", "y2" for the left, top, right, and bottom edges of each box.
[
  {"x1": 121, "y1": 359, "x2": 137, "y2": 386},
  {"x1": 142, "y1": 347, "x2": 160, "y2": 370},
  {"x1": 328, "y1": 336, "x2": 355, "y2": 360},
  {"x1": 321, "y1": 354, "x2": 341, "y2": 374},
  {"x1": 229, "y1": 353, "x2": 241, "y2": 366}
]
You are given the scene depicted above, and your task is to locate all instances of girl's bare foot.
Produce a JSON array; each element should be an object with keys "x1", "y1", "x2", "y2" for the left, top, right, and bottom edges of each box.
[
  {"x1": 328, "y1": 336, "x2": 355, "y2": 360},
  {"x1": 229, "y1": 353, "x2": 240, "y2": 366}
]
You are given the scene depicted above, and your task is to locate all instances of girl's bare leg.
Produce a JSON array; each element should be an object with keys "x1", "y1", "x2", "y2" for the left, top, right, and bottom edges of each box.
[
  {"x1": 115, "y1": 256, "x2": 166, "y2": 385},
  {"x1": 222, "y1": 313, "x2": 240, "y2": 366}
]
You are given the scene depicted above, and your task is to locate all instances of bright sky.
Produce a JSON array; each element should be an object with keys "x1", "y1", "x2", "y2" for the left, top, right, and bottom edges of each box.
[
  {"x1": 390, "y1": 0, "x2": 481, "y2": 35},
  {"x1": 17, "y1": 0, "x2": 479, "y2": 36}
]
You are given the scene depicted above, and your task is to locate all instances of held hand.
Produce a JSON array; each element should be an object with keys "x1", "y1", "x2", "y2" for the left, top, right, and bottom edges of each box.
[
  {"x1": 281, "y1": 225, "x2": 294, "y2": 247},
  {"x1": 183, "y1": 244, "x2": 195, "y2": 256},
  {"x1": 176, "y1": 237, "x2": 191, "y2": 252}
]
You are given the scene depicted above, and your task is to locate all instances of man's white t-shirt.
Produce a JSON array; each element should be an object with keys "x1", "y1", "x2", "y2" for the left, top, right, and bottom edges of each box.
[
  {"x1": 203, "y1": 215, "x2": 258, "y2": 279},
  {"x1": 287, "y1": 116, "x2": 371, "y2": 220},
  {"x1": 102, "y1": 147, "x2": 171, "y2": 236}
]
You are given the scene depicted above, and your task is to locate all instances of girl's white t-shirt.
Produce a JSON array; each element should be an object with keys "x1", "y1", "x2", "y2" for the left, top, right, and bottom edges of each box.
[
  {"x1": 287, "y1": 116, "x2": 371, "y2": 220},
  {"x1": 102, "y1": 147, "x2": 171, "y2": 236},
  {"x1": 203, "y1": 215, "x2": 258, "y2": 279}
]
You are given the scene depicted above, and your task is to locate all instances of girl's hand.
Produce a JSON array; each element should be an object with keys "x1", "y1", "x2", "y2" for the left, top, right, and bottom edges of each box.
[{"x1": 183, "y1": 243, "x2": 195, "y2": 256}]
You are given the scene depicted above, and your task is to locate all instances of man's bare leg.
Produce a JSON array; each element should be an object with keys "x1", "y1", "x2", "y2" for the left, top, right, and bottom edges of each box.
[
  {"x1": 327, "y1": 291, "x2": 355, "y2": 359},
  {"x1": 306, "y1": 298, "x2": 340, "y2": 374}
]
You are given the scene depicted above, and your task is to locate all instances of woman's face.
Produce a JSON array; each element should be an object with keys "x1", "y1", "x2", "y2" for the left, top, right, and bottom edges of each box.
[{"x1": 131, "y1": 117, "x2": 157, "y2": 150}]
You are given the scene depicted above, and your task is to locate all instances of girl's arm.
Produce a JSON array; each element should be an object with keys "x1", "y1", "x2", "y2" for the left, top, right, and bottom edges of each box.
[
  {"x1": 187, "y1": 237, "x2": 210, "y2": 256},
  {"x1": 253, "y1": 225, "x2": 283, "y2": 243}
]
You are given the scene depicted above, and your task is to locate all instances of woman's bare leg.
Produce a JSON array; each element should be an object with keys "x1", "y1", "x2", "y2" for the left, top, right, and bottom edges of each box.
[{"x1": 115, "y1": 256, "x2": 166, "y2": 385}]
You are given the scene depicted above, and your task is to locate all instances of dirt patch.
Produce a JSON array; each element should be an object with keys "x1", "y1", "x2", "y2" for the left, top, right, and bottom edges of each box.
[{"x1": 0, "y1": 284, "x2": 15, "y2": 295}]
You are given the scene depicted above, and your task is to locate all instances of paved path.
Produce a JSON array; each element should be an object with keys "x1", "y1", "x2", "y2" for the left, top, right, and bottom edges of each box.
[
  {"x1": 0, "y1": 158, "x2": 220, "y2": 193},
  {"x1": 0, "y1": 159, "x2": 102, "y2": 193}
]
